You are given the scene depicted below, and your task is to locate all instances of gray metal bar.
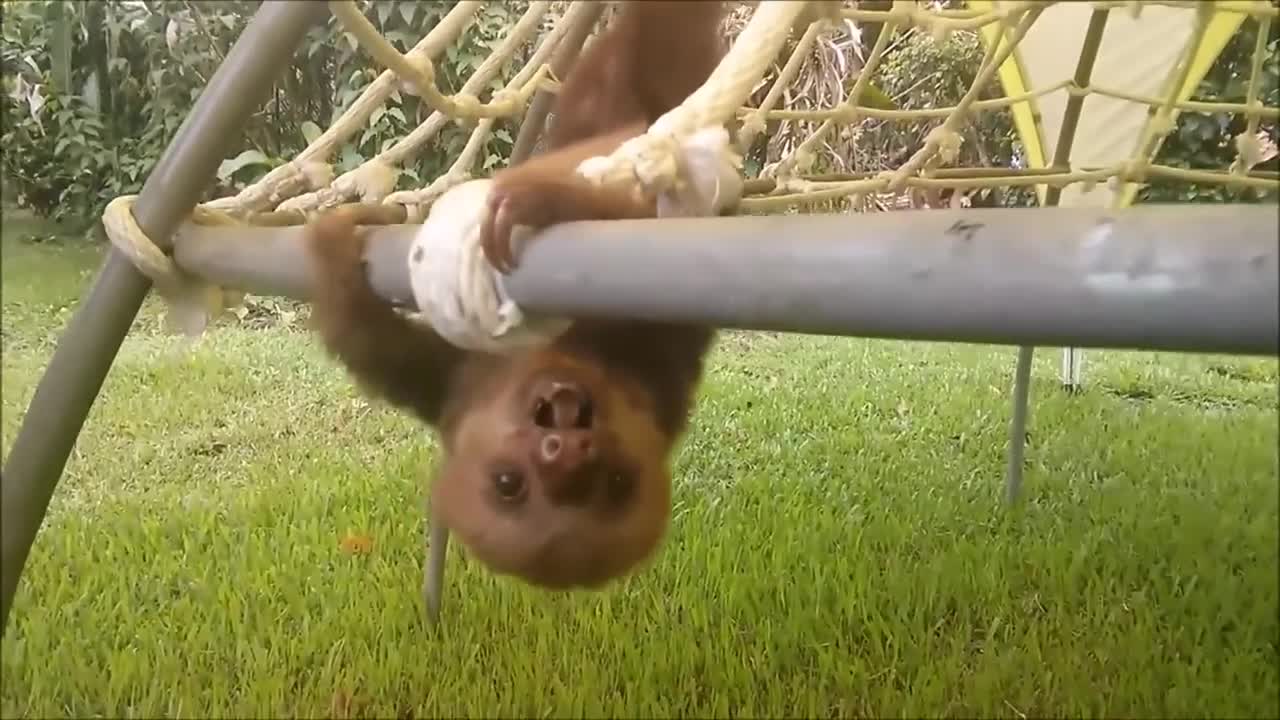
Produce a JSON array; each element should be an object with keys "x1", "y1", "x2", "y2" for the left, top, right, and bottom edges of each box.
[
  {"x1": 172, "y1": 204, "x2": 1280, "y2": 356},
  {"x1": 1005, "y1": 8, "x2": 1111, "y2": 504},
  {"x1": 174, "y1": 220, "x2": 417, "y2": 305},
  {"x1": 0, "y1": 1, "x2": 329, "y2": 637}
]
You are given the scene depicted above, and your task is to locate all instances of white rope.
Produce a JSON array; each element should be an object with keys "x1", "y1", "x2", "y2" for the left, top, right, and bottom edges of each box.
[
  {"x1": 577, "y1": 0, "x2": 808, "y2": 192},
  {"x1": 406, "y1": 127, "x2": 744, "y2": 353},
  {"x1": 579, "y1": 125, "x2": 744, "y2": 218},
  {"x1": 406, "y1": 179, "x2": 571, "y2": 354}
]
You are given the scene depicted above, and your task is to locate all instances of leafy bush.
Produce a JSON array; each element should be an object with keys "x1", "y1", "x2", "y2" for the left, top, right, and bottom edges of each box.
[
  {"x1": 863, "y1": 25, "x2": 1035, "y2": 207},
  {"x1": 2, "y1": 0, "x2": 255, "y2": 226},
  {"x1": 1137, "y1": 17, "x2": 1279, "y2": 205},
  {"x1": 0, "y1": 0, "x2": 533, "y2": 228},
  {"x1": 868, "y1": 27, "x2": 1021, "y2": 170},
  {"x1": 734, "y1": 12, "x2": 1035, "y2": 210},
  {"x1": 2, "y1": 0, "x2": 1273, "y2": 231}
]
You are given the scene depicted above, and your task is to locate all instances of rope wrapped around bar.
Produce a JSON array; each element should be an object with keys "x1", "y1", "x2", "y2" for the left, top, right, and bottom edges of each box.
[
  {"x1": 101, "y1": 195, "x2": 228, "y2": 336},
  {"x1": 406, "y1": 179, "x2": 566, "y2": 353},
  {"x1": 406, "y1": 126, "x2": 744, "y2": 353},
  {"x1": 578, "y1": 0, "x2": 807, "y2": 195}
]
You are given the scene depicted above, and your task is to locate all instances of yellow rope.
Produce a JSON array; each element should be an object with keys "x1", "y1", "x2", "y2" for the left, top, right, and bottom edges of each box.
[
  {"x1": 101, "y1": 196, "x2": 227, "y2": 336},
  {"x1": 579, "y1": 0, "x2": 812, "y2": 192},
  {"x1": 100, "y1": 0, "x2": 1279, "y2": 338},
  {"x1": 204, "y1": 0, "x2": 1280, "y2": 217}
]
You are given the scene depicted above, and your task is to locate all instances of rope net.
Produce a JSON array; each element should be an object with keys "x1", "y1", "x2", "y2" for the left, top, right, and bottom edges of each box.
[{"x1": 102, "y1": 0, "x2": 1280, "y2": 336}]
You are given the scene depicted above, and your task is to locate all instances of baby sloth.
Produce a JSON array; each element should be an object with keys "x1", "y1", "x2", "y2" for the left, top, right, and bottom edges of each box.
[
  {"x1": 305, "y1": 192, "x2": 713, "y2": 589},
  {"x1": 433, "y1": 316, "x2": 709, "y2": 589},
  {"x1": 305, "y1": 0, "x2": 725, "y2": 590}
]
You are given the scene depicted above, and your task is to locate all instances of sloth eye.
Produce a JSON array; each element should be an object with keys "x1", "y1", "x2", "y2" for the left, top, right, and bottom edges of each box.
[{"x1": 491, "y1": 470, "x2": 528, "y2": 503}]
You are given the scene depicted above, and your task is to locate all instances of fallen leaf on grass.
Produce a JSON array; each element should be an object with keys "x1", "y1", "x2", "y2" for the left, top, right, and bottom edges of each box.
[
  {"x1": 331, "y1": 688, "x2": 355, "y2": 718},
  {"x1": 339, "y1": 532, "x2": 374, "y2": 555}
]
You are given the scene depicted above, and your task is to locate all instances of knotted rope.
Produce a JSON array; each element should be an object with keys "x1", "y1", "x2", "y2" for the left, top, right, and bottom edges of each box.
[
  {"x1": 101, "y1": 195, "x2": 228, "y2": 336},
  {"x1": 406, "y1": 126, "x2": 743, "y2": 353}
]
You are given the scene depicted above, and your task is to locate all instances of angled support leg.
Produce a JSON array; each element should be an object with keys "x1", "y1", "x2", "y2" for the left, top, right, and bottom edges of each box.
[
  {"x1": 0, "y1": 1, "x2": 330, "y2": 638},
  {"x1": 1002, "y1": 10, "x2": 1107, "y2": 506},
  {"x1": 1005, "y1": 345, "x2": 1035, "y2": 504},
  {"x1": 418, "y1": 2, "x2": 602, "y2": 626},
  {"x1": 423, "y1": 515, "x2": 450, "y2": 623}
]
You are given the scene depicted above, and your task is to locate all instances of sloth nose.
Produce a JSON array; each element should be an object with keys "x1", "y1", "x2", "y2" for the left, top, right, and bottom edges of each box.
[
  {"x1": 537, "y1": 432, "x2": 599, "y2": 506},
  {"x1": 538, "y1": 431, "x2": 595, "y2": 467}
]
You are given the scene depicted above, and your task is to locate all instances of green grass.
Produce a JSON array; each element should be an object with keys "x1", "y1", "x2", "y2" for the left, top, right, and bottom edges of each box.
[{"x1": 1, "y1": 212, "x2": 1277, "y2": 719}]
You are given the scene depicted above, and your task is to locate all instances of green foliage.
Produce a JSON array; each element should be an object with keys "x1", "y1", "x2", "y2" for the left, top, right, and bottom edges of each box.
[
  {"x1": 852, "y1": 9, "x2": 1277, "y2": 209},
  {"x1": 1138, "y1": 17, "x2": 1280, "y2": 205},
  {"x1": 2, "y1": 0, "x2": 257, "y2": 226},
  {"x1": 0, "y1": 0, "x2": 532, "y2": 228},
  {"x1": 866, "y1": 26, "x2": 1037, "y2": 207},
  {"x1": 1, "y1": 91, "x2": 111, "y2": 225},
  {"x1": 4, "y1": 0, "x2": 1270, "y2": 229}
]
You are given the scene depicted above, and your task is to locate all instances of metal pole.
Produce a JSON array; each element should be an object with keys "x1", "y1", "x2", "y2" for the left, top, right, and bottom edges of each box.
[
  {"x1": 1006, "y1": 344, "x2": 1035, "y2": 504},
  {"x1": 1004, "y1": 8, "x2": 1111, "y2": 503},
  {"x1": 0, "y1": 1, "x2": 329, "y2": 637},
  {"x1": 172, "y1": 205, "x2": 1280, "y2": 356},
  {"x1": 418, "y1": 1, "x2": 605, "y2": 624},
  {"x1": 423, "y1": 519, "x2": 449, "y2": 622}
]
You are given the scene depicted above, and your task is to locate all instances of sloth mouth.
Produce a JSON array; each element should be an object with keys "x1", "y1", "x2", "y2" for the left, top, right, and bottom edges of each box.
[{"x1": 530, "y1": 380, "x2": 595, "y2": 430}]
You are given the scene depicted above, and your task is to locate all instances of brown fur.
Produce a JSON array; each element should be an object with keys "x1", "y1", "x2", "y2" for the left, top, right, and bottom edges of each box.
[
  {"x1": 544, "y1": 0, "x2": 726, "y2": 148},
  {"x1": 305, "y1": 0, "x2": 726, "y2": 590},
  {"x1": 479, "y1": 121, "x2": 655, "y2": 272}
]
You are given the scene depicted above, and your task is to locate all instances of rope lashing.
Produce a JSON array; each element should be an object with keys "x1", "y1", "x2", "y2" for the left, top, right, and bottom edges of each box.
[
  {"x1": 406, "y1": 125, "x2": 745, "y2": 354},
  {"x1": 577, "y1": 0, "x2": 808, "y2": 193},
  {"x1": 577, "y1": 125, "x2": 744, "y2": 218},
  {"x1": 406, "y1": 178, "x2": 571, "y2": 354},
  {"x1": 174, "y1": 0, "x2": 1278, "y2": 234},
  {"x1": 101, "y1": 195, "x2": 226, "y2": 337}
]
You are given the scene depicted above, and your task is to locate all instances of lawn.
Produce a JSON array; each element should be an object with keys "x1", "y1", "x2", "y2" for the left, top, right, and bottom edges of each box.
[{"x1": 1, "y1": 212, "x2": 1277, "y2": 719}]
